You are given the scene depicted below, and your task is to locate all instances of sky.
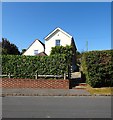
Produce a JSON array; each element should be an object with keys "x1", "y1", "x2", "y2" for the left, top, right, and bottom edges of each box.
[{"x1": 2, "y1": 2, "x2": 111, "y2": 52}]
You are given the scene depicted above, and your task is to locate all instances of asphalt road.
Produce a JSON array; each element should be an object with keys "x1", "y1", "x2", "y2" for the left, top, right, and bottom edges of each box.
[{"x1": 2, "y1": 96, "x2": 111, "y2": 118}]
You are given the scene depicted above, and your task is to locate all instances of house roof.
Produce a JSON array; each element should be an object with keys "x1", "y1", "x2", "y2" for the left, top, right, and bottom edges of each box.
[
  {"x1": 22, "y1": 39, "x2": 45, "y2": 55},
  {"x1": 38, "y1": 40, "x2": 45, "y2": 48},
  {"x1": 44, "y1": 27, "x2": 73, "y2": 40},
  {"x1": 36, "y1": 52, "x2": 47, "y2": 56}
]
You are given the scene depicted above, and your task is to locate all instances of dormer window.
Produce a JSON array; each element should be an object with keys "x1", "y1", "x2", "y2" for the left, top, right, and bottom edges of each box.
[
  {"x1": 55, "y1": 40, "x2": 60, "y2": 46},
  {"x1": 34, "y1": 50, "x2": 38, "y2": 55}
]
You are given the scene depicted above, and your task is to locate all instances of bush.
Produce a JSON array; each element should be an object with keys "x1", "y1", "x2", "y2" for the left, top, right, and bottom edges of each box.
[
  {"x1": 81, "y1": 50, "x2": 113, "y2": 87},
  {"x1": 2, "y1": 54, "x2": 71, "y2": 79},
  {"x1": 50, "y1": 45, "x2": 73, "y2": 64}
]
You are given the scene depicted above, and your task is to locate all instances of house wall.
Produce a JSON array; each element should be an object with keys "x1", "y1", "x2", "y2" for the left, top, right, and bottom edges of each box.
[
  {"x1": 23, "y1": 40, "x2": 44, "y2": 56},
  {"x1": 45, "y1": 30, "x2": 72, "y2": 55}
]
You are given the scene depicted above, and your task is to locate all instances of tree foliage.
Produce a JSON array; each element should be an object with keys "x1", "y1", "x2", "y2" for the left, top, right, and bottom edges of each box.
[
  {"x1": 50, "y1": 45, "x2": 73, "y2": 64},
  {"x1": 21, "y1": 49, "x2": 26, "y2": 55},
  {"x1": 50, "y1": 45, "x2": 72, "y2": 55},
  {"x1": 76, "y1": 51, "x2": 81, "y2": 65},
  {"x1": 1, "y1": 38, "x2": 20, "y2": 55}
]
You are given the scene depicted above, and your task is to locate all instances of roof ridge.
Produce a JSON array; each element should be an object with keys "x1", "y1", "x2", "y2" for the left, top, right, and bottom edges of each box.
[
  {"x1": 44, "y1": 27, "x2": 72, "y2": 40},
  {"x1": 22, "y1": 39, "x2": 45, "y2": 55}
]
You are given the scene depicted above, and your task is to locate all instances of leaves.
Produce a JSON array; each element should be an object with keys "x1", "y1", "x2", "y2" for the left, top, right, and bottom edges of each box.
[
  {"x1": 81, "y1": 50, "x2": 113, "y2": 87},
  {"x1": 2, "y1": 54, "x2": 70, "y2": 79},
  {"x1": 50, "y1": 45, "x2": 73, "y2": 65},
  {"x1": 1, "y1": 38, "x2": 20, "y2": 55}
]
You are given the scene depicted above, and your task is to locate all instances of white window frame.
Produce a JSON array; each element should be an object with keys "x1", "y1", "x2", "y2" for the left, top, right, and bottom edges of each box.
[
  {"x1": 55, "y1": 39, "x2": 60, "y2": 46},
  {"x1": 34, "y1": 50, "x2": 38, "y2": 55}
]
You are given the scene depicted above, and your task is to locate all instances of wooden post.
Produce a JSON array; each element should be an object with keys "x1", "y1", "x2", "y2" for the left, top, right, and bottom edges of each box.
[
  {"x1": 35, "y1": 72, "x2": 38, "y2": 79},
  {"x1": 64, "y1": 73, "x2": 66, "y2": 80},
  {"x1": 8, "y1": 73, "x2": 11, "y2": 78}
]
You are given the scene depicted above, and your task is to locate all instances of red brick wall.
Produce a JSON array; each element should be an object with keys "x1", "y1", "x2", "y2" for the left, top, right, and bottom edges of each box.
[{"x1": 1, "y1": 78, "x2": 69, "y2": 89}]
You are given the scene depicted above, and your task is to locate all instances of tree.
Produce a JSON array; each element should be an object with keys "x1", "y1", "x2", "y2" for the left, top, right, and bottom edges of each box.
[
  {"x1": 50, "y1": 45, "x2": 73, "y2": 55},
  {"x1": 76, "y1": 51, "x2": 81, "y2": 56},
  {"x1": 21, "y1": 49, "x2": 26, "y2": 55},
  {"x1": 76, "y1": 51, "x2": 83, "y2": 65},
  {"x1": 50, "y1": 45, "x2": 73, "y2": 65},
  {"x1": 1, "y1": 38, "x2": 20, "y2": 55}
]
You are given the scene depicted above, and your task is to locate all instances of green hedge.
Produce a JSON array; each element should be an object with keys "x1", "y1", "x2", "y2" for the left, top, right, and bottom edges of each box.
[
  {"x1": 81, "y1": 50, "x2": 113, "y2": 87},
  {"x1": 2, "y1": 54, "x2": 70, "y2": 79},
  {"x1": 50, "y1": 45, "x2": 73, "y2": 64}
]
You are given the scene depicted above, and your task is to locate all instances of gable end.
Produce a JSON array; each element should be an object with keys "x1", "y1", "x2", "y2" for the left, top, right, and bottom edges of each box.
[{"x1": 45, "y1": 27, "x2": 72, "y2": 41}]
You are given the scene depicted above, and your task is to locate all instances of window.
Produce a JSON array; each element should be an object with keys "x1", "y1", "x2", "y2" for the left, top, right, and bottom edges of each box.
[
  {"x1": 34, "y1": 50, "x2": 38, "y2": 55},
  {"x1": 55, "y1": 40, "x2": 60, "y2": 46}
]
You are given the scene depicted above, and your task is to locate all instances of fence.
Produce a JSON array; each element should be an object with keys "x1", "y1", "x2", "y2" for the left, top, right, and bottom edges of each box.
[
  {"x1": 0, "y1": 72, "x2": 68, "y2": 80},
  {"x1": 1, "y1": 66, "x2": 73, "y2": 89}
]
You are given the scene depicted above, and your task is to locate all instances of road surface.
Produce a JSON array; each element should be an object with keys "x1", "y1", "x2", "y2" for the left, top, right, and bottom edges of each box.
[{"x1": 2, "y1": 96, "x2": 111, "y2": 118}]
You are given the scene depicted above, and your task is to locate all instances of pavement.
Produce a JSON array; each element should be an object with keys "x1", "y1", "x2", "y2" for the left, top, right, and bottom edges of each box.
[
  {"x1": 1, "y1": 72, "x2": 112, "y2": 96},
  {"x1": 71, "y1": 72, "x2": 81, "y2": 79},
  {"x1": 1, "y1": 88, "x2": 91, "y2": 96}
]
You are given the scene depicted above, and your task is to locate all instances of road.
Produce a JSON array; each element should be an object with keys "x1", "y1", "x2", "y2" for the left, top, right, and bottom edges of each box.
[{"x1": 2, "y1": 96, "x2": 111, "y2": 118}]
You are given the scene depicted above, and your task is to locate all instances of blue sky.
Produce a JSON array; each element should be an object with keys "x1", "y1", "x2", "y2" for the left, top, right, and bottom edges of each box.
[{"x1": 2, "y1": 2, "x2": 111, "y2": 52}]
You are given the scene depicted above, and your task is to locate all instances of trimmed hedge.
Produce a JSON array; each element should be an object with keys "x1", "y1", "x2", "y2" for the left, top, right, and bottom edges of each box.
[
  {"x1": 50, "y1": 45, "x2": 73, "y2": 64},
  {"x1": 81, "y1": 50, "x2": 113, "y2": 87},
  {"x1": 2, "y1": 54, "x2": 70, "y2": 79}
]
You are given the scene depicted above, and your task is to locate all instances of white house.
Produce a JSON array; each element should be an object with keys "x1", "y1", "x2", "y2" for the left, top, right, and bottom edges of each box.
[
  {"x1": 23, "y1": 39, "x2": 45, "y2": 56},
  {"x1": 44, "y1": 27, "x2": 77, "y2": 71},
  {"x1": 23, "y1": 27, "x2": 77, "y2": 56},
  {"x1": 45, "y1": 27, "x2": 75, "y2": 55},
  {"x1": 23, "y1": 27, "x2": 77, "y2": 71}
]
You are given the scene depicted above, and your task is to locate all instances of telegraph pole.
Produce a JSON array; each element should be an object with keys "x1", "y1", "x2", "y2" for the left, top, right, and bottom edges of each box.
[{"x1": 86, "y1": 40, "x2": 88, "y2": 51}]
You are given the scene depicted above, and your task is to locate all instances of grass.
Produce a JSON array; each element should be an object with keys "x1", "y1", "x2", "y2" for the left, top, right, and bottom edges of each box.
[{"x1": 86, "y1": 84, "x2": 113, "y2": 95}]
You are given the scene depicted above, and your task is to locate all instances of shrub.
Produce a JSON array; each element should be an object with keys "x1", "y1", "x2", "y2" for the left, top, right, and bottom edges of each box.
[
  {"x1": 81, "y1": 50, "x2": 113, "y2": 87},
  {"x1": 50, "y1": 45, "x2": 73, "y2": 64},
  {"x1": 2, "y1": 54, "x2": 70, "y2": 79}
]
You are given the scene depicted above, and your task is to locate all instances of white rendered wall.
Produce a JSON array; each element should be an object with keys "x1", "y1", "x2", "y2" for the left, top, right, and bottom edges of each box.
[
  {"x1": 23, "y1": 40, "x2": 44, "y2": 56},
  {"x1": 45, "y1": 31, "x2": 72, "y2": 55}
]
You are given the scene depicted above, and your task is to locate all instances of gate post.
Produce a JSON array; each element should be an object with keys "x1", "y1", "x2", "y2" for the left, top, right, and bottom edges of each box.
[
  {"x1": 8, "y1": 73, "x2": 11, "y2": 78},
  {"x1": 68, "y1": 65, "x2": 71, "y2": 80},
  {"x1": 35, "y1": 72, "x2": 38, "y2": 79},
  {"x1": 64, "y1": 73, "x2": 66, "y2": 80},
  {"x1": 68, "y1": 65, "x2": 72, "y2": 89}
]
